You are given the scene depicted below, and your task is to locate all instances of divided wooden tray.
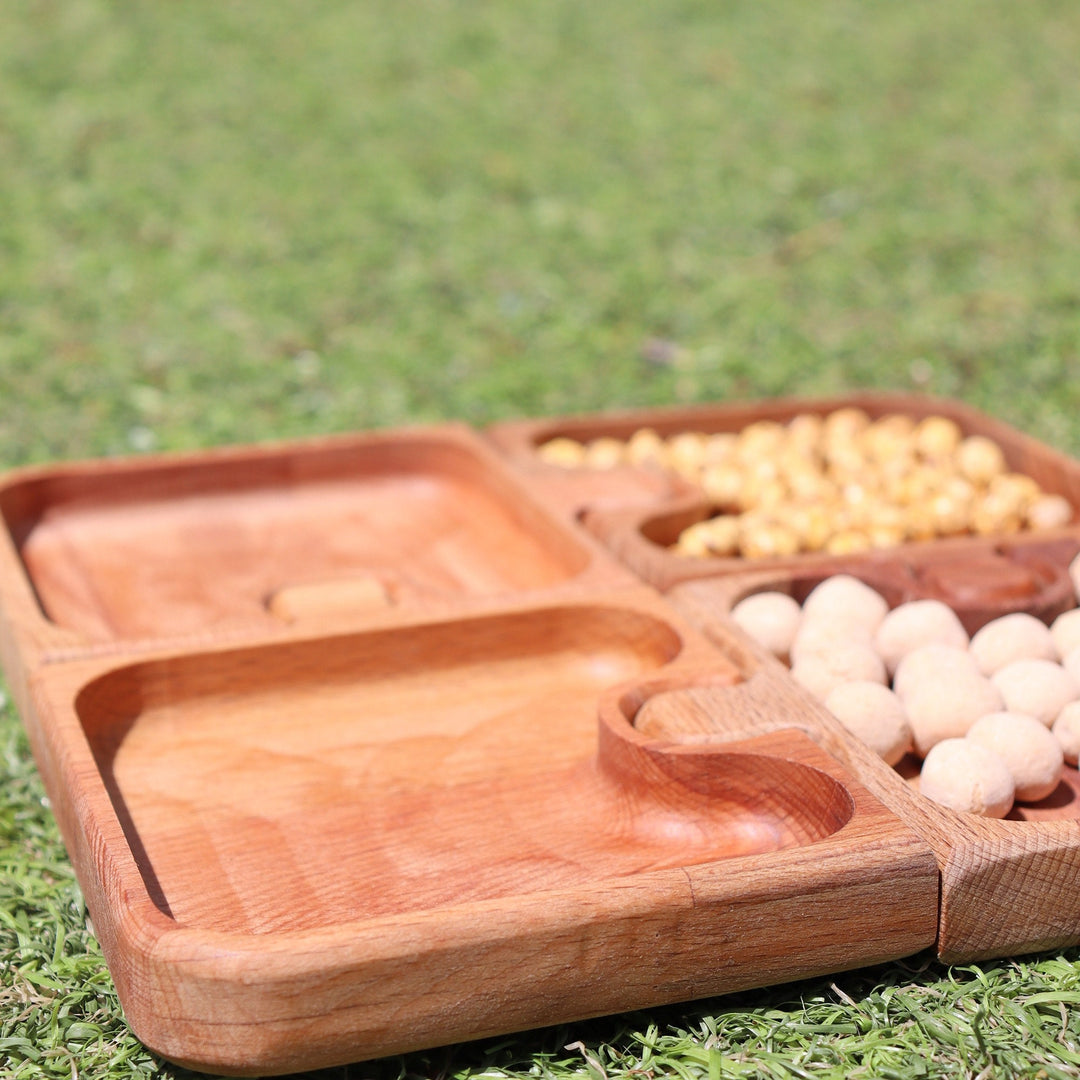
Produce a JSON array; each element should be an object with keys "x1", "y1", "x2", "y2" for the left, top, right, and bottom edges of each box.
[{"x1": 3, "y1": 395, "x2": 1080, "y2": 1074}]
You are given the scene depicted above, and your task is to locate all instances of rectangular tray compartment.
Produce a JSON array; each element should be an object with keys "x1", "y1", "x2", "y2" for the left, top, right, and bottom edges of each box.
[
  {"x1": 26, "y1": 593, "x2": 938, "y2": 1074},
  {"x1": 0, "y1": 425, "x2": 632, "y2": 674},
  {"x1": 488, "y1": 392, "x2": 1080, "y2": 593}
]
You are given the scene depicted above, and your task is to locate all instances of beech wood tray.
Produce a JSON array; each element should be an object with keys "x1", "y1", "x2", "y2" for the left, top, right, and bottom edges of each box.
[{"x1": 3, "y1": 395, "x2": 1080, "y2": 1074}]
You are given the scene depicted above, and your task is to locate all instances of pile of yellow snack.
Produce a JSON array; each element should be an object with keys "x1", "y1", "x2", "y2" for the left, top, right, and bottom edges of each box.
[{"x1": 537, "y1": 408, "x2": 1072, "y2": 559}]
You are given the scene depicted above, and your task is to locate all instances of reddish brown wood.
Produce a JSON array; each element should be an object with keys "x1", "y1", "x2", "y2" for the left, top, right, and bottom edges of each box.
[
  {"x1": 5, "y1": 396, "x2": 1080, "y2": 1072},
  {"x1": 24, "y1": 591, "x2": 937, "y2": 1073}
]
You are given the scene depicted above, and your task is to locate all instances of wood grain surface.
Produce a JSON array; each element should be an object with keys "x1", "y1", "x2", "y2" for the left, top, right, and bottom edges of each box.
[
  {"x1": 24, "y1": 590, "x2": 938, "y2": 1073},
  {"x1": 5, "y1": 393, "x2": 1080, "y2": 1073}
]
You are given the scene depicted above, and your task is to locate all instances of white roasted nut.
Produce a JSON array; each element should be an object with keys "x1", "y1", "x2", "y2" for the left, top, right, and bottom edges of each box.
[
  {"x1": 967, "y1": 711, "x2": 1064, "y2": 803},
  {"x1": 790, "y1": 644, "x2": 887, "y2": 701},
  {"x1": 800, "y1": 574, "x2": 889, "y2": 634},
  {"x1": 824, "y1": 681, "x2": 913, "y2": 765},
  {"x1": 1052, "y1": 701, "x2": 1080, "y2": 765},
  {"x1": 731, "y1": 591, "x2": 802, "y2": 660},
  {"x1": 874, "y1": 599, "x2": 970, "y2": 676},
  {"x1": 991, "y1": 658, "x2": 1080, "y2": 726},
  {"x1": 1065, "y1": 644, "x2": 1080, "y2": 688},
  {"x1": 1051, "y1": 609, "x2": 1080, "y2": 661},
  {"x1": 904, "y1": 671, "x2": 1003, "y2": 757},
  {"x1": 919, "y1": 738, "x2": 1015, "y2": 818},
  {"x1": 1070, "y1": 552, "x2": 1080, "y2": 604},
  {"x1": 893, "y1": 643, "x2": 983, "y2": 702},
  {"x1": 969, "y1": 613, "x2": 1057, "y2": 675},
  {"x1": 789, "y1": 617, "x2": 876, "y2": 666}
]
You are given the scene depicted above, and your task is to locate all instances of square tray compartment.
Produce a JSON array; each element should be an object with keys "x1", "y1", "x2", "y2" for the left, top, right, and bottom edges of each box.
[
  {"x1": 24, "y1": 591, "x2": 937, "y2": 1074},
  {"x1": 0, "y1": 424, "x2": 635, "y2": 686}
]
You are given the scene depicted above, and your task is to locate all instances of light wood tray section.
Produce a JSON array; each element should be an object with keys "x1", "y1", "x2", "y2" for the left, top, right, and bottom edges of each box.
[
  {"x1": 0, "y1": 424, "x2": 637, "y2": 699},
  {"x1": 488, "y1": 392, "x2": 1080, "y2": 593},
  {"x1": 24, "y1": 590, "x2": 937, "y2": 1074},
  {"x1": 665, "y1": 571, "x2": 1080, "y2": 964}
]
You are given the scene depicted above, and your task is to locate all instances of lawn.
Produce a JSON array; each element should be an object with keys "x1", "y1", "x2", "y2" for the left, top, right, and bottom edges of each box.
[{"x1": 3, "y1": 0, "x2": 1080, "y2": 1076}]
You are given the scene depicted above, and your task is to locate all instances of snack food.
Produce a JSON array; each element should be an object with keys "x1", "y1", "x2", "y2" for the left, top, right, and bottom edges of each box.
[
  {"x1": 732, "y1": 573, "x2": 1076, "y2": 814},
  {"x1": 536, "y1": 408, "x2": 1073, "y2": 559},
  {"x1": 919, "y1": 739, "x2": 1015, "y2": 818}
]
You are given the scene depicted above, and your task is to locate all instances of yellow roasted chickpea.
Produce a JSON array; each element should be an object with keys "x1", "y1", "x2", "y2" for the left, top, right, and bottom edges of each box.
[
  {"x1": 537, "y1": 437, "x2": 587, "y2": 467},
  {"x1": 625, "y1": 427, "x2": 666, "y2": 467},
  {"x1": 672, "y1": 521, "x2": 713, "y2": 558},
  {"x1": 700, "y1": 515, "x2": 742, "y2": 555},
  {"x1": 738, "y1": 519, "x2": 801, "y2": 559},
  {"x1": 736, "y1": 420, "x2": 787, "y2": 461},
  {"x1": 989, "y1": 472, "x2": 1041, "y2": 512},
  {"x1": 914, "y1": 415, "x2": 963, "y2": 460},
  {"x1": 786, "y1": 412, "x2": 824, "y2": 451},
  {"x1": 825, "y1": 529, "x2": 873, "y2": 555},
  {"x1": 584, "y1": 437, "x2": 626, "y2": 469},
  {"x1": 700, "y1": 464, "x2": 744, "y2": 508},
  {"x1": 783, "y1": 504, "x2": 832, "y2": 551},
  {"x1": 665, "y1": 431, "x2": 709, "y2": 480},
  {"x1": 956, "y1": 435, "x2": 1007, "y2": 486},
  {"x1": 823, "y1": 407, "x2": 871, "y2": 443},
  {"x1": 702, "y1": 432, "x2": 738, "y2": 465},
  {"x1": 971, "y1": 491, "x2": 1024, "y2": 536}
]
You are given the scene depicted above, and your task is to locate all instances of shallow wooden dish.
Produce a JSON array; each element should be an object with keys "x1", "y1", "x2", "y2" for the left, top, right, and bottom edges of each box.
[
  {"x1": 0, "y1": 424, "x2": 635, "y2": 704},
  {"x1": 22, "y1": 590, "x2": 937, "y2": 1074},
  {"x1": 487, "y1": 391, "x2": 1080, "y2": 592}
]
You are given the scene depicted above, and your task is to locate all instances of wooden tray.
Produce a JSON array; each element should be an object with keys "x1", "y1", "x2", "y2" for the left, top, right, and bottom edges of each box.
[
  {"x1": 21, "y1": 591, "x2": 936, "y2": 1074},
  {"x1": 3, "y1": 395, "x2": 1080, "y2": 1073}
]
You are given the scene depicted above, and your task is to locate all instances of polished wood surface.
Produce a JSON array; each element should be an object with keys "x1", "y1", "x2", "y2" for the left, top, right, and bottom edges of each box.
[
  {"x1": 26, "y1": 591, "x2": 938, "y2": 1073},
  {"x1": 5, "y1": 394, "x2": 1080, "y2": 1072}
]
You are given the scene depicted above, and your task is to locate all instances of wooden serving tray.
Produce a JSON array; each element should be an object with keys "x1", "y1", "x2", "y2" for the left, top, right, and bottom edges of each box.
[
  {"x1": 23, "y1": 593, "x2": 937, "y2": 1074},
  {"x1": 2, "y1": 395, "x2": 1080, "y2": 1073}
]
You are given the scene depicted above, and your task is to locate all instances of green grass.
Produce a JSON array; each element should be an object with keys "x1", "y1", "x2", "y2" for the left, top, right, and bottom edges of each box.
[{"x1": 4, "y1": 0, "x2": 1080, "y2": 1076}]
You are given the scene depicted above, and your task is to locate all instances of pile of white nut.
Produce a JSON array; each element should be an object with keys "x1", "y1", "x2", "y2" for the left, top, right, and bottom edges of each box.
[{"x1": 731, "y1": 562, "x2": 1080, "y2": 817}]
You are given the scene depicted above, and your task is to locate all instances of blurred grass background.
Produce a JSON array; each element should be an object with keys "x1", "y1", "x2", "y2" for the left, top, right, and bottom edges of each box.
[
  {"x1": 2, "y1": 0, "x2": 1080, "y2": 465},
  {"x1": 4, "y1": 0, "x2": 1080, "y2": 1077}
]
